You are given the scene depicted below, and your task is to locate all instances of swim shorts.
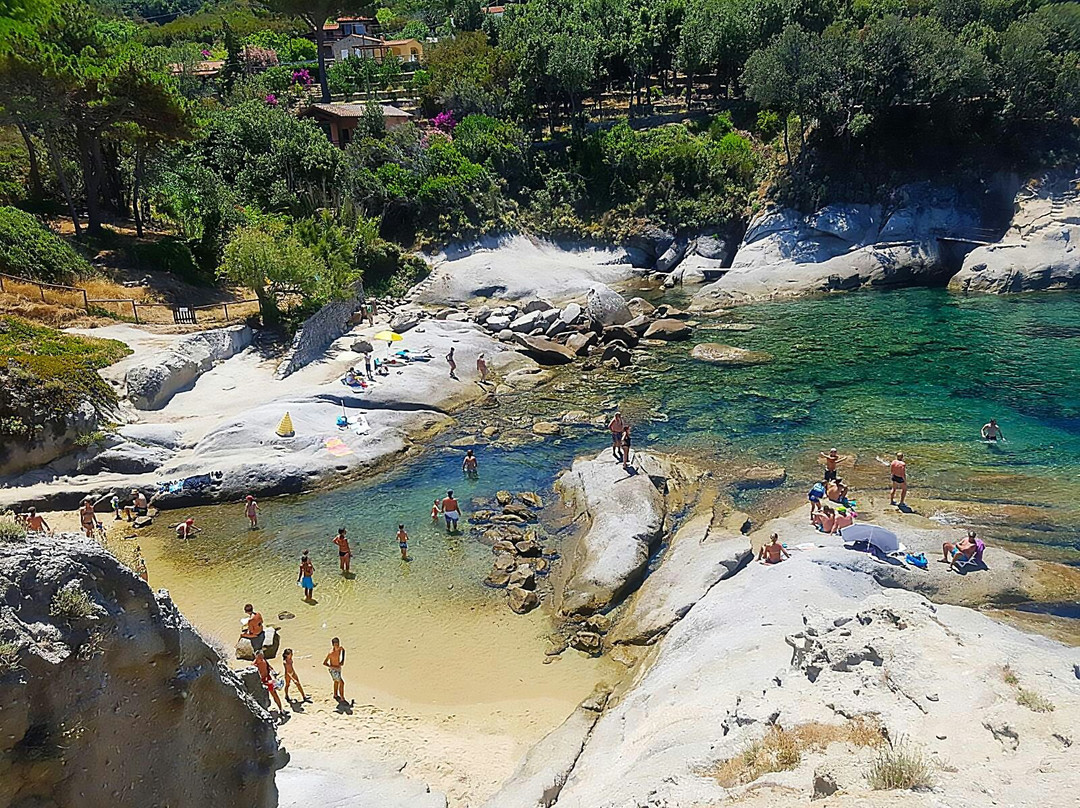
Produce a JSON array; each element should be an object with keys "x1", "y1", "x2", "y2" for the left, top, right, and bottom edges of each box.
[
  {"x1": 824, "y1": 469, "x2": 837, "y2": 481},
  {"x1": 892, "y1": 475, "x2": 906, "y2": 484},
  {"x1": 329, "y1": 667, "x2": 343, "y2": 682}
]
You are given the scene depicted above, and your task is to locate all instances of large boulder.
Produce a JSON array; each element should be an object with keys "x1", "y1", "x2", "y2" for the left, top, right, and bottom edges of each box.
[
  {"x1": 655, "y1": 237, "x2": 688, "y2": 272},
  {"x1": 125, "y1": 325, "x2": 252, "y2": 410},
  {"x1": 585, "y1": 284, "x2": 631, "y2": 326},
  {"x1": 513, "y1": 334, "x2": 577, "y2": 365},
  {"x1": 610, "y1": 511, "x2": 751, "y2": 645},
  {"x1": 565, "y1": 332, "x2": 597, "y2": 355},
  {"x1": 509, "y1": 310, "x2": 546, "y2": 332},
  {"x1": 555, "y1": 452, "x2": 667, "y2": 615}
]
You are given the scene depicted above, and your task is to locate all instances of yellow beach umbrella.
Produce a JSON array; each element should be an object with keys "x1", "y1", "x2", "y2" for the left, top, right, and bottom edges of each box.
[{"x1": 373, "y1": 331, "x2": 403, "y2": 343}]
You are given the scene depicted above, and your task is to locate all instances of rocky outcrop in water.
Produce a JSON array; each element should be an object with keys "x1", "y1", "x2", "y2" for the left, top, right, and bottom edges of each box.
[
  {"x1": 0, "y1": 530, "x2": 282, "y2": 808},
  {"x1": 692, "y1": 185, "x2": 993, "y2": 308},
  {"x1": 950, "y1": 172, "x2": 1080, "y2": 293}
]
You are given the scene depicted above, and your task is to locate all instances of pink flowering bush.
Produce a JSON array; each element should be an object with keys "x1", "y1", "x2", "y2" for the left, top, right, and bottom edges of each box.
[
  {"x1": 265, "y1": 93, "x2": 278, "y2": 106},
  {"x1": 292, "y1": 68, "x2": 313, "y2": 87},
  {"x1": 431, "y1": 110, "x2": 457, "y2": 134}
]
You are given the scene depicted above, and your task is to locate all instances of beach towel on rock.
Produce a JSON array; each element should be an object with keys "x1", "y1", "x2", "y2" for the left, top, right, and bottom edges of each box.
[{"x1": 325, "y1": 438, "x2": 353, "y2": 457}]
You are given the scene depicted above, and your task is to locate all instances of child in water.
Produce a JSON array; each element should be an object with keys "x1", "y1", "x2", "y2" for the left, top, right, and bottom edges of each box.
[{"x1": 397, "y1": 524, "x2": 410, "y2": 561}]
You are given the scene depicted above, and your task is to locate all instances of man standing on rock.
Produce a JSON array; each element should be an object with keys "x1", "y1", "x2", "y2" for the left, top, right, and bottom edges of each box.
[
  {"x1": 324, "y1": 637, "x2": 346, "y2": 702},
  {"x1": 818, "y1": 448, "x2": 852, "y2": 481},
  {"x1": 476, "y1": 352, "x2": 489, "y2": 384},
  {"x1": 608, "y1": 411, "x2": 626, "y2": 459},
  {"x1": 333, "y1": 527, "x2": 352, "y2": 575},
  {"x1": 442, "y1": 490, "x2": 460, "y2": 532},
  {"x1": 877, "y1": 452, "x2": 908, "y2": 506},
  {"x1": 446, "y1": 346, "x2": 457, "y2": 379}
]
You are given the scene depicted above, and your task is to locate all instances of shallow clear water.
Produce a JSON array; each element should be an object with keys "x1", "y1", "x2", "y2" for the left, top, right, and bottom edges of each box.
[{"x1": 134, "y1": 288, "x2": 1080, "y2": 727}]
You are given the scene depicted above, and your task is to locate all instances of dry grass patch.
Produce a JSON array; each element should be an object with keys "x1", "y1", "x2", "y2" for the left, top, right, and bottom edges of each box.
[
  {"x1": 1002, "y1": 664, "x2": 1055, "y2": 712},
  {"x1": 711, "y1": 718, "x2": 885, "y2": 787},
  {"x1": 1016, "y1": 688, "x2": 1055, "y2": 713},
  {"x1": 866, "y1": 737, "x2": 934, "y2": 791}
]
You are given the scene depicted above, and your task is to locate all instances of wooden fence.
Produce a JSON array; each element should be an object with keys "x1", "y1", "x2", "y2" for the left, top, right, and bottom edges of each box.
[{"x1": 0, "y1": 271, "x2": 260, "y2": 326}]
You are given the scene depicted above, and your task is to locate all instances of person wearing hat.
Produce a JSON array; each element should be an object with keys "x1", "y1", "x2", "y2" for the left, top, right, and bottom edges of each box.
[
  {"x1": 176, "y1": 517, "x2": 201, "y2": 539},
  {"x1": 245, "y1": 495, "x2": 260, "y2": 529},
  {"x1": 126, "y1": 489, "x2": 148, "y2": 521}
]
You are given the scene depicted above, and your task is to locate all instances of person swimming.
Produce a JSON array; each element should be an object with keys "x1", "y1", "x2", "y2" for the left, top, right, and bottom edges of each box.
[{"x1": 981, "y1": 419, "x2": 1005, "y2": 441}]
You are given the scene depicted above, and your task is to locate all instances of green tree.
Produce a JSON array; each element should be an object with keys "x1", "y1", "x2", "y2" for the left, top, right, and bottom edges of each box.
[{"x1": 218, "y1": 220, "x2": 322, "y2": 324}]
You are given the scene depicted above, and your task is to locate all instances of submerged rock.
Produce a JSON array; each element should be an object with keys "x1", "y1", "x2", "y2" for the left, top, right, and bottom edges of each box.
[
  {"x1": 690, "y1": 342, "x2": 774, "y2": 366},
  {"x1": 643, "y1": 319, "x2": 692, "y2": 341},
  {"x1": 532, "y1": 421, "x2": 563, "y2": 436},
  {"x1": 733, "y1": 465, "x2": 787, "y2": 489}
]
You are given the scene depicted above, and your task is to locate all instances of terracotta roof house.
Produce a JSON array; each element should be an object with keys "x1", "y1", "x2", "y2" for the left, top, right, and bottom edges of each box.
[
  {"x1": 382, "y1": 38, "x2": 424, "y2": 62},
  {"x1": 303, "y1": 103, "x2": 413, "y2": 147}
]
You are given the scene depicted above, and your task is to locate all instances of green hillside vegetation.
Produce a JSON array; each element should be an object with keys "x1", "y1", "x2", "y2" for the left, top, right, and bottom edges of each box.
[
  {"x1": 0, "y1": 315, "x2": 130, "y2": 441},
  {"x1": 1, "y1": 0, "x2": 1078, "y2": 319}
]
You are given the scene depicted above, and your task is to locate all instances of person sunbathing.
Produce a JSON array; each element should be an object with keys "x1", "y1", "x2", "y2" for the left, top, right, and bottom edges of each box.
[
  {"x1": 943, "y1": 530, "x2": 980, "y2": 568},
  {"x1": 758, "y1": 533, "x2": 790, "y2": 564},
  {"x1": 813, "y1": 505, "x2": 836, "y2": 533}
]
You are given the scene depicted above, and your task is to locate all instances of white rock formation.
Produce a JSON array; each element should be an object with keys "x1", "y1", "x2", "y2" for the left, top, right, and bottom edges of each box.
[
  {"x1": 125, "y1": 325, "x2": 252, "y2": 410},
  {"x1": 951, "y1": 173, "x2": 1080, "y2": 293},
  {"x1": 693, "y1": 185, "x2": 984, "y2": 308},
  {"x1": 555, "y1": 451, "x2": 667, "y2": 615}
]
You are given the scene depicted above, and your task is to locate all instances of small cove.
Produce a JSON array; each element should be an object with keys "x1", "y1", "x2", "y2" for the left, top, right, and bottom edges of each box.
[{"x1": 129, "y1": 286, "x2": 1080, "y2": 800}]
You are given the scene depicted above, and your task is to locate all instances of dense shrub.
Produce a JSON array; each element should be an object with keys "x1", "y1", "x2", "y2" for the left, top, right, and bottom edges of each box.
[
  {"x1": 0, "y1": 207, "x2": 94, "y2": 283},
  {"x1": 0, "y1": 316, "x2": 131, "y2": 441}
]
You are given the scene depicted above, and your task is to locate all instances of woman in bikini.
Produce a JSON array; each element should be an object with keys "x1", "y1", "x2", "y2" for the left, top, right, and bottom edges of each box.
[
  {"x1": 282, "y1": 648, "x2": 309, "y2": 703},
  {"x1": 332, "y1": 528, "x2": 351, "y2": 574}
]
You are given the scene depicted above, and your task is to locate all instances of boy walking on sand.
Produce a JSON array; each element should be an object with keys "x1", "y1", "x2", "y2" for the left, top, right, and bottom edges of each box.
[
  {"x1": 324, "y1": 637, "x2": 346, "y2": 702},
  {"x1": 397, "y1": 524, "x2": 410, "y2": 561}
]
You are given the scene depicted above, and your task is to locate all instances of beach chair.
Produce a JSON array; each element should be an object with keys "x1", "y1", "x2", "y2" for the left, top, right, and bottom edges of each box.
[{"x1": 954, "y1": 539, "x2": 985, "y2": 571}]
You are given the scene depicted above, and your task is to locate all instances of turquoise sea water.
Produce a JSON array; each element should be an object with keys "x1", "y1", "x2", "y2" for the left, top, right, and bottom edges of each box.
[{"x1": 147, "y1": 288, "x2": 1080, "y2": 618}]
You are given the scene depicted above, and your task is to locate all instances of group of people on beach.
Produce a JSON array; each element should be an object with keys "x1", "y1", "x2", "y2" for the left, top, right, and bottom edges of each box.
[{"x1": 240, "y1": 602, "x2": 348, "y2": 719}]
